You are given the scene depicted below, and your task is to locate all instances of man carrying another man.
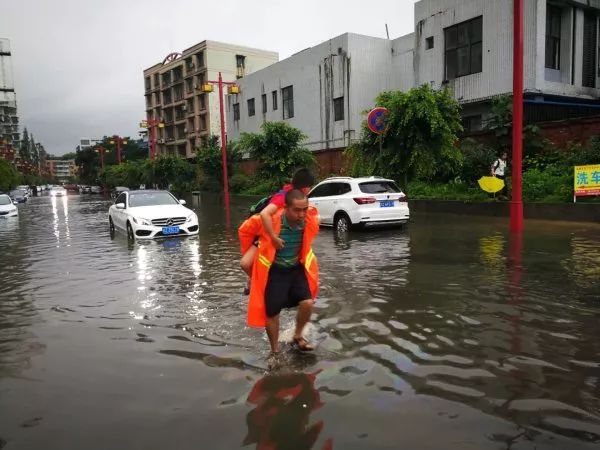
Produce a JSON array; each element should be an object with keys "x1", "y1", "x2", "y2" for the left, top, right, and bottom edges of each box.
[{"x1": 239, "y1": 189, "x2": 320, "y2": 355}]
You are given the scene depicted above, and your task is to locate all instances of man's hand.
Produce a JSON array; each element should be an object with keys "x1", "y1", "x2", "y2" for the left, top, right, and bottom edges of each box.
[{"x1": 272, "y1": 236, "x2": 285, "y2": 250}]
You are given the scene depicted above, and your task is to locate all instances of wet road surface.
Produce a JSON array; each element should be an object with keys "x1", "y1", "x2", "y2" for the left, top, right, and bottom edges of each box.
[{"x1": 0, "y1": 193, "x2": 599, "y2": 449}]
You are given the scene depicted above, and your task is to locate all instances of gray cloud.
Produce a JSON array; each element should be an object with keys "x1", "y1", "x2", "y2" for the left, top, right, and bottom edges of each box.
[{"x1": 1, "y1": 0, "x2": 415, "y2": 155}]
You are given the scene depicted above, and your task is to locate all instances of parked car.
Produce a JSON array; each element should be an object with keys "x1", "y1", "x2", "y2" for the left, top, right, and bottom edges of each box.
[
  {"x1": 108, "y1": 190, "x2": 198, "y2": 240},
  {"x1": 63, "y1": 184, "x2": 79, "y2": 192},
  {"x1": 0, "y1": 194, "x2": 18, "y2": 218},
  {"x1": 9, "y1": 189, "x2": 28, "y2": 203},
  {"x1": 49, "y1": 186, "x2": 67, "y2": 197},
  {"x1": 90, "y1": 186, "x2": 102, "y2": 194},
  {"x1": 308, "y1": 176, "x2": 410, "y2": 231},
  {"x1": 80, "y1": 185, "x2": 92, "y2": 194},
  {"x1": 111, "y1": 186, "x2": 129, "y2": 199}
]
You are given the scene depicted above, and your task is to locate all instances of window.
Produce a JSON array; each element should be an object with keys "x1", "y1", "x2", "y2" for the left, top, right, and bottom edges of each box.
[
  {"x1": 236, "y1": 55, "x2": 246, "y2": 79},
  {"x1": 444, "y1": 16, "x2": 483, "y2": 80},
  {"x1": 247, "y1": 98, "x2": 255, "y2": 116},
  {"x1": 282, "y1": 86, "x2": 294, "y2": 119},
  {"x1": 545, "y1": 6, "x2": 561, "y2": 70},
  {"x1": 115, "y1": 193, "x2": 127, "y2": 207},
  {"x1": 233, "y1": 103, "x2": 240, "y2": 121},
  {"x1": 333, "y1": 97, "x2": 344, "y2": 121},
  {"x1": 262, "y1": 93, "x2": 267, "y2": 114},
  {"x1": 359, "y1": 181, "x2": 400, "y2": 194},
  {"x1": 426, "y1": 36, "x2": 434, "y2": 50},
  {"x1": 200, "y1": 115, "x2": 207, "y2": 130},
  {"x1": 199, "y1": 94, "x2": 206, "y2": 110},
  {"x1": 308, "y1": 183, "x2": 335, "y2": 198},
  {"x1": 272, "y1": 91, "x2": 278, "y2": 110},
  {"x1": 461, "y1": 115, "x2": 482, "y2": 132}
]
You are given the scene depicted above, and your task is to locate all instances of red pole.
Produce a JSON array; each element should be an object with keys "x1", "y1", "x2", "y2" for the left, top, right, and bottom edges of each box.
[
  {"x1": 511, "y1": 0, "x2": 524, "y2": 233},
  {"x1": 116, "y1": 137, "x2": 122, "y2": 165},
  {"x1": 217, "y1": 72, "x2": 230, "y2": 209}
]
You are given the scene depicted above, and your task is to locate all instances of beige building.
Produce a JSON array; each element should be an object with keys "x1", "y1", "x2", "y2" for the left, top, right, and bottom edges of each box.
[
  {"x1": 46, "y1": 159, "x2": 76, "y2": 181},
  {"x1": 143, "y1": 41, "x2": 278, "y2": 159}
]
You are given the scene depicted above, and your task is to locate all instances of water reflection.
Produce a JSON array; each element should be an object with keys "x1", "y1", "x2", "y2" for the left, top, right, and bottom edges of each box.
[{"x1": 244, "y1": 370, "x2": 333, "y2": 450}]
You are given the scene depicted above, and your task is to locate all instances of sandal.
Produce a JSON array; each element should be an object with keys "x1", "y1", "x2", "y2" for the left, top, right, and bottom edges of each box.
[{"x1": 292, "y1": 336, "x2": 315, "y2": 352}]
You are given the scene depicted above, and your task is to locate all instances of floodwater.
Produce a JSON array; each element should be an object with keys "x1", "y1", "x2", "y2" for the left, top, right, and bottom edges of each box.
[{"x1": 0, "y1": 193, "x2": 599, "y2": 450}]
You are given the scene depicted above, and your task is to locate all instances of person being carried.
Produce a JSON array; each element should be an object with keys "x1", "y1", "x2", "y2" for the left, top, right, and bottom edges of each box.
[
  {"x1": 238, "y1": 189, "x2": 320, "y2": 354},
  {"x1": 240, "y1": 168, "x2": 315, "y2": 293}
]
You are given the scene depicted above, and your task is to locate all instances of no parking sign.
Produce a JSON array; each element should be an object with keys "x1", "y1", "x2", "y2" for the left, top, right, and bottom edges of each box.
[{"x1": 367, "y1": 107, "x2": 389, "y2": 135}]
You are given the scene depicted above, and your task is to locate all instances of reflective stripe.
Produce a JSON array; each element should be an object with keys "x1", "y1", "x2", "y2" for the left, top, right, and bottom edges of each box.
[
  {"x1": 305, "y1": 248, "x2": 315, "y2": 269},
  {"x1": 258, "y1": 254, "x2": 272, "y2": 268}
]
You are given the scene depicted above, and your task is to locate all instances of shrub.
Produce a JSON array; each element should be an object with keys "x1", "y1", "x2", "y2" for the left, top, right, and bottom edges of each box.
[{"x1": 459, "y1": 138, "x2": 497, "y2": 186}]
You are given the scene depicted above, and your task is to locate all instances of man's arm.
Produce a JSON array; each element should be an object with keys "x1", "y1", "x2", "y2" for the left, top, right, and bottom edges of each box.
[{"x1": 260, "y1": 203, "x2": 285, "y2": 249}]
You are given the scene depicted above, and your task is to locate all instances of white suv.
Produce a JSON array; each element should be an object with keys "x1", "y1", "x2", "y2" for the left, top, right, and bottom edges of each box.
[{"x1": 308, "y1": 176, "x2": 409, "y2": 231}]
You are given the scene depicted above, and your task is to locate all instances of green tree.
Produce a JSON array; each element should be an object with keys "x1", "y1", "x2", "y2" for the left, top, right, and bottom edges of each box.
[
  {"x1": 145, "y1": 154, "x2": 196, "y2": 192},
  {"x1": 75, "y1": 146, "x2": 101, "y2": 184},
  {"x1": 237, "y1": 122, "x2": 315, "y2": 187},
  {"x1": 196, "y1": 135, "x2": 241, "y2": 190},
  {"x1": 346, "y1": 85, "x2": 463, "y2": 189},
  {"x1": 0, "y1": 159, "x2": 21, "y2": 191},
  {"x1": 485, "y1": 94, "x2": 546, "y2": 155},
  {"x1": 19, "y1": 128, "x2": 31, "y2": 162},
  {"x1": 30, "y1": 136, "x2": 40, "y2": 168}
]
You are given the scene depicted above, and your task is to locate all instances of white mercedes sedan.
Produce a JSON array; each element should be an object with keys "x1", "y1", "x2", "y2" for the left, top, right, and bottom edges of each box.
[
  {"x1": 0, "y1": 194, "x2": 18, "y2": 218},
  {"x1": 108, "y1": 190, "x2": 199, "y2": 240}
]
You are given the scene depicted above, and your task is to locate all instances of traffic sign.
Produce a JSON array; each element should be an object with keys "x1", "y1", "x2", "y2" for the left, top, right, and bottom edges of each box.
[{"x1": 367, "y1": 107, "x2": 389, "y2": 135}]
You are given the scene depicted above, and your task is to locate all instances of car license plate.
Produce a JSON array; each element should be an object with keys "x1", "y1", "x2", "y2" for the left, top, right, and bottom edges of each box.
[
  {"x1": 380, "y1": 200, "x2": 394, "y2": 208},
  {"x1": 162, "y1": 226, "x2": 180, "y2": 235}
]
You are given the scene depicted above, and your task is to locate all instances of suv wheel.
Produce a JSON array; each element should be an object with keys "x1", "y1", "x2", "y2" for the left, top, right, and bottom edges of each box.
[
  {"x1": 334, "y1": 213, "x2": 351, "y2": 233},
  {"x1": 109, "y1": 216, "x2": 115, "y2": 234}
]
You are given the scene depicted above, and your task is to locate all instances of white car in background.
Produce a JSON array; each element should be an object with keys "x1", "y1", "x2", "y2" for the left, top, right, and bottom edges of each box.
[
  {"x1": 108, "y1": 190, "x2": 199, "y2": 240},
  {"x1": 0, "y1": 194, "x2": 18, "y2": 218},
  {"x1": 50, "y1": 186, "x2": 67, "y2": 196},
  {"x1": 308, "y1": 176, "x2": 410, "y2": 232}
]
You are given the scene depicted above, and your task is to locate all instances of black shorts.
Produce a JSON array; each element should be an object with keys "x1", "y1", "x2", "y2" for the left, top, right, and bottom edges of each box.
[{"x1": 265, "y1": 265, "x2": 312, "y2": 317}]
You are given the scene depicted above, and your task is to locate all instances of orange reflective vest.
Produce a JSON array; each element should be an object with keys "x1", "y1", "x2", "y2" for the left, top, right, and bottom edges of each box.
[{"x1": 238, "y1": 207, "x2": 320, "y2": 328}]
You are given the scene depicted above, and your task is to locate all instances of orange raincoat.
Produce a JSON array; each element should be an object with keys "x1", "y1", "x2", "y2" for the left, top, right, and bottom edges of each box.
[{"x1": 238, "y1": 207, "x2": 320, "y2": 328}]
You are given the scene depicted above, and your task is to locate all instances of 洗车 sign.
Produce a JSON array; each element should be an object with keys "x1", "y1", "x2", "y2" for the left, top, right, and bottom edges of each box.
[{"x1": 574, "y1": 164, "x2": 600, "y2": 200}]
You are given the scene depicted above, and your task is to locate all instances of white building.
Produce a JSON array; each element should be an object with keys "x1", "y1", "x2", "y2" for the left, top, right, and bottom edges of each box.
[
  {"x1": 0, "y1": 38, "x2": 19, "y2": 150},
  {"x1": 227, "y1": 0, "x2": 600, "y2": 152},
  {"x1": 79, "y1": 138, "x2": 102, "y2": 149}
]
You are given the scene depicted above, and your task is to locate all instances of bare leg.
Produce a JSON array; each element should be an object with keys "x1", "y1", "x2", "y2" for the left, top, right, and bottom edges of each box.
[
  {"x1": 240, "y1": 245, "x2": 257, "y2": 277},
  {"x1": 265, "y1": 315, "x2": 280, "y2": 354},
  {"x1": 294, "y1": 299, "x2": 314, "y2": 340}
]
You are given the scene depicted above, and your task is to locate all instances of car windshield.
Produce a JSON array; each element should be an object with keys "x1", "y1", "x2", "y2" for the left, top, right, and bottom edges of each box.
[
  {"x1": 0, "y1": 195, "x2": 12, "y2": 205},
  {"x1": 128, "y1": 192, "x2": 179, "y2": 207},
  {"x1": 359, "y1": 181, "x2": 401, "y2": 194},
  {"x1": 51, "y1": 187, "x2": 64, "y2": 190},
  {"x1": 10, "y1": 190, "x2": 25, "y2": 196}
]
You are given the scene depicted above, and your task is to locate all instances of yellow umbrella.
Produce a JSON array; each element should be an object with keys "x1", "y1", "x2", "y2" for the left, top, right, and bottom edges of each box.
[{"x1": 478, "y1": 176, "x2": 505, "y2": 193}]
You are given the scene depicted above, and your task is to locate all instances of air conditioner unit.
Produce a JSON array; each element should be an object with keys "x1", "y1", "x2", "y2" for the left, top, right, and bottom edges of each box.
[
  {"x1": 183, "y1": 128, "x2": 188, "y2": 133},
  {"x1": 182, "y1": 104, "x2": 187, "y2": 111},
  {"x1": 156, "y1": 139, "x2": 165, "y2": 144}
]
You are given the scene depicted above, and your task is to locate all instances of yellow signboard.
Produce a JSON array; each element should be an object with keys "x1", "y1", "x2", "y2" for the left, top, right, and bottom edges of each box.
[{"x1": 574, "y1": 164, "x2": 600, "y2": 199}]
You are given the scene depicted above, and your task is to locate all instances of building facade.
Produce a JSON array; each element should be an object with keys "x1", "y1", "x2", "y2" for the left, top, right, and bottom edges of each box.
[
  {"x1": 143, "y1": 41, "x2": 278, "y2": 159},
  {"x1": 228, "y1": 0, "x2": 600, "y2": 150},
  {"x1": 46, "y1": 159, "x2": 76, "y2": 181},
  {"x1": 0, "y1": 38, "x2": 19, "y2": 151}
]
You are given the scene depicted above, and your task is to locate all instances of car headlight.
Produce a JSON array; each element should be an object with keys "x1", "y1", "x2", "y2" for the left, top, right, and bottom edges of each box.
[
  {"x1": 133, "y1": 217, "x2": 152, "y2": 226},
  {"x1": 186, "y1": 213, "x2": 196, "y2": 223}
]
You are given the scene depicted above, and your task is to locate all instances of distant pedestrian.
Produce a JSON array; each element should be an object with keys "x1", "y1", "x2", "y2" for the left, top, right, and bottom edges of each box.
[{"x1": 491, "y1": 152, "x2": 508, "y2": 199}]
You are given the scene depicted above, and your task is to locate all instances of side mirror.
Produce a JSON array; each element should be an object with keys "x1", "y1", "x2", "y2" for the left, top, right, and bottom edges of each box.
[
  {"x1": 179, "y1": 199, "x2": 186, "y2": 205},
  {"x1": 115, "y1": 203, "x2": 125, "y2": 210}
]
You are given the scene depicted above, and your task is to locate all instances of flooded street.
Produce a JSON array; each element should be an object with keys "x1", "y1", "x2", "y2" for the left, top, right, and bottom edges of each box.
[{"x1": 1, "y1": 193, "x2": 600, "y2": 449}]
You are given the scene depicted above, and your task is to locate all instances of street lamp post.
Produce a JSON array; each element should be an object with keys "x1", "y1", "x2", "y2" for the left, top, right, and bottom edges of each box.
[
  {"x1": 511, "y1": 0, "x2": 524, "y2": 233},
  {"x1": 109, "y1": 136, "x2": 128, "y2": 165},
  {"x1": 199, "y1": 72, "x2": 240, "y2": 209},
  {"x1": 94, "y1": 145, "x2": 110, "y2": 170},
  {"x1": 140, "y1": 119, "x2": 165, "y2": 160}
]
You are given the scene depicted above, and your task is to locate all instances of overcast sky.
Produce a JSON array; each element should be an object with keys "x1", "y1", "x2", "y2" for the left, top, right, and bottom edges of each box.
[{"x1": 1, "y1": 0, "x2": 416, "y2": 155}]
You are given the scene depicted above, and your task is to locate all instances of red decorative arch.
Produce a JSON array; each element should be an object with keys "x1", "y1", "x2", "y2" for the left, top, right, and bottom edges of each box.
[{"x1": 162, "y1": 52, "x2": 182, "y2": 65}]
